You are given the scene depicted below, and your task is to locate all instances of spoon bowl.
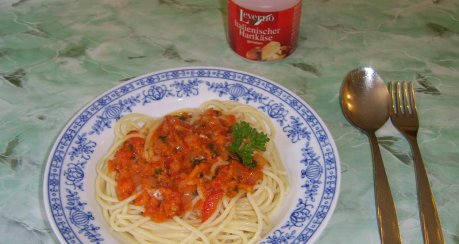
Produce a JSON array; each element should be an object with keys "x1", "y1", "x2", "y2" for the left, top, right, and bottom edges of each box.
[
  {"x1": 340, "y1": 67, "x2": 401, "y2": 244},
  {"x1": 341, "y1": 67, "x2": 391, "y2": 132}
]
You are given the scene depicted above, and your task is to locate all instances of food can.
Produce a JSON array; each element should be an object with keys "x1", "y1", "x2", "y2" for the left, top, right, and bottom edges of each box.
[{"x1": 227, "y1": 0, "x2": 302, "y2": 62}]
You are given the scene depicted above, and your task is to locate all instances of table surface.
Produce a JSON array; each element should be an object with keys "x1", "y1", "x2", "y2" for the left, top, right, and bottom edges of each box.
[{"x1": 1, "y1": 0, "x2": 458, "y2": 243}]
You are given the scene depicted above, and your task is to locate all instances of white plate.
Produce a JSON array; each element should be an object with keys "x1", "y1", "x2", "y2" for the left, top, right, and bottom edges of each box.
[{"x1": 43, "y1": 67, "x2": 340, "y2": 244}]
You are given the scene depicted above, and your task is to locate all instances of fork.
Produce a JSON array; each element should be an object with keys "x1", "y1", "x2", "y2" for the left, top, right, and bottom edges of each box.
[{"x1": 389, "y1": 81, "x2": 445, "y2": 244}]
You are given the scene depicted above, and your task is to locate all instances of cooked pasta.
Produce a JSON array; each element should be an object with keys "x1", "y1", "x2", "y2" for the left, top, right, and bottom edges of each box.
[{"x1": 96, "y1": 100, "x2": 287, "y2": 244}]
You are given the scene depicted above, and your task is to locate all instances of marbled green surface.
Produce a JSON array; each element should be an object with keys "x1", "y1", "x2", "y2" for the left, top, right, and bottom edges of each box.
[{"x1": 1, "y1": 0, "x2": 458, "y2": 243}]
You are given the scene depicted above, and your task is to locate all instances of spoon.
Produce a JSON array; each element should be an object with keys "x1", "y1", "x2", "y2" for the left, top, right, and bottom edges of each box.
[{"x1": 340, "y1": 67, "x2": 402, "y2": 244}]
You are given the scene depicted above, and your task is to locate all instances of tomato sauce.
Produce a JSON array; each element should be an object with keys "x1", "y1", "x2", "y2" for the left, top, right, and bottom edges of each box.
[{"x1": 108, "y1": 109, "x2": 265, "y2": 222}]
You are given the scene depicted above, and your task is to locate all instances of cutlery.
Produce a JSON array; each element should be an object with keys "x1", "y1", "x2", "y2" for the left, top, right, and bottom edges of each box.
[
  {"x1": 389, "y1": 81, "x2": 445, "y2": 244},
  {"x1": 340, "y1": 67, "x2": 402, "y2": 244}
]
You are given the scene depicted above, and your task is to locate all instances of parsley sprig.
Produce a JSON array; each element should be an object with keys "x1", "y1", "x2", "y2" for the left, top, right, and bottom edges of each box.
[{"x1": 228, "y1": 121, "x2": 270, "y2": 168}]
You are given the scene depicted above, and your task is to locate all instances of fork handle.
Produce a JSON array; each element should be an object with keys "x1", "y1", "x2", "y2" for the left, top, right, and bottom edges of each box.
[
  {"x1": 406, "y1": 135, "x2": 445, "y2": 244},
  {"x1": 368, "y1": 133, "x2": 402, "y2": 244}
]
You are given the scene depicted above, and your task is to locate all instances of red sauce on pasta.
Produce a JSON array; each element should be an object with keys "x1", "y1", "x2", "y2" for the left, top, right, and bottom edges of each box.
[{"x1": 108, "y1": 109, "x2": 265, "y2": 222}]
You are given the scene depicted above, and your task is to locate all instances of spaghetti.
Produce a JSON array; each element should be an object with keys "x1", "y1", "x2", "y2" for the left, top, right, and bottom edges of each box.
[{"x1": 96, "y1": 100, "x2": 287, "y2": 244}]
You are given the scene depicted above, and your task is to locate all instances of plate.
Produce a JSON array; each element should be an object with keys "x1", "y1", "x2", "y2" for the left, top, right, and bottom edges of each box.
[{"x1": 43, "y1": 67, "x2": 340, "y2": 243}]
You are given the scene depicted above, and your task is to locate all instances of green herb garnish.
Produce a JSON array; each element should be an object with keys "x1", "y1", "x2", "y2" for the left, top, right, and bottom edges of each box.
[{"x1": 228, "y1": 121, "x2": 269, "y2": 169}]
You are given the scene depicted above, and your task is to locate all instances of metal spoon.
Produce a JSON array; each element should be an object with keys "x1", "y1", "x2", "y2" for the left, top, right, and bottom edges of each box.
[{"x1": 340, "y1": 67, "x2": 402, "y2": 244}]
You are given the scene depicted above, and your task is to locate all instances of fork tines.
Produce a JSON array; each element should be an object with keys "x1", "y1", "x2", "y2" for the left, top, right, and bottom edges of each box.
[{"x1": 389, "y1": 81, "x2": 417, "y2": 116}]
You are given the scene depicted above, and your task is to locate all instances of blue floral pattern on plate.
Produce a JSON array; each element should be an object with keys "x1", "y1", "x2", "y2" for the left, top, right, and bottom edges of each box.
[{"x1": 43, "y1": 67, "x2": 340, "y2": 244}]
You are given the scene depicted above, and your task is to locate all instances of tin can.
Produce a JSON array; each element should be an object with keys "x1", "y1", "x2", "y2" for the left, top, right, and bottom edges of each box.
[{"x1": 227, "y1": 0, "x2": 302, "y2": 62}]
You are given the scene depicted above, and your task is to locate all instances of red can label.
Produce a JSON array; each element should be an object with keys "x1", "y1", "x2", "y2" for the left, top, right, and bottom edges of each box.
[{"x1": 227, "y1": 1, "x2": 301, "y2": 61}]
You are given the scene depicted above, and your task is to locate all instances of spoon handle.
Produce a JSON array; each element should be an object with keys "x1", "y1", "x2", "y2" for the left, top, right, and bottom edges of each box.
[{"x1": 368, "y1": 133, "x2": 402, "y2": 244}]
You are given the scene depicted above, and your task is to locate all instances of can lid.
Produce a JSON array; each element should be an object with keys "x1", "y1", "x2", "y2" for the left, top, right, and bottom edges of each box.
[{"x1": 230, "y1": 0, "x2": 301, "y2": 12}]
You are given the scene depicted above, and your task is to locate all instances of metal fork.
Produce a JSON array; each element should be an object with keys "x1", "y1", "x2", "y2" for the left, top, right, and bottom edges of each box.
[{"x1": 388, "y1": 81, "x2": 445, "y2": 244}]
